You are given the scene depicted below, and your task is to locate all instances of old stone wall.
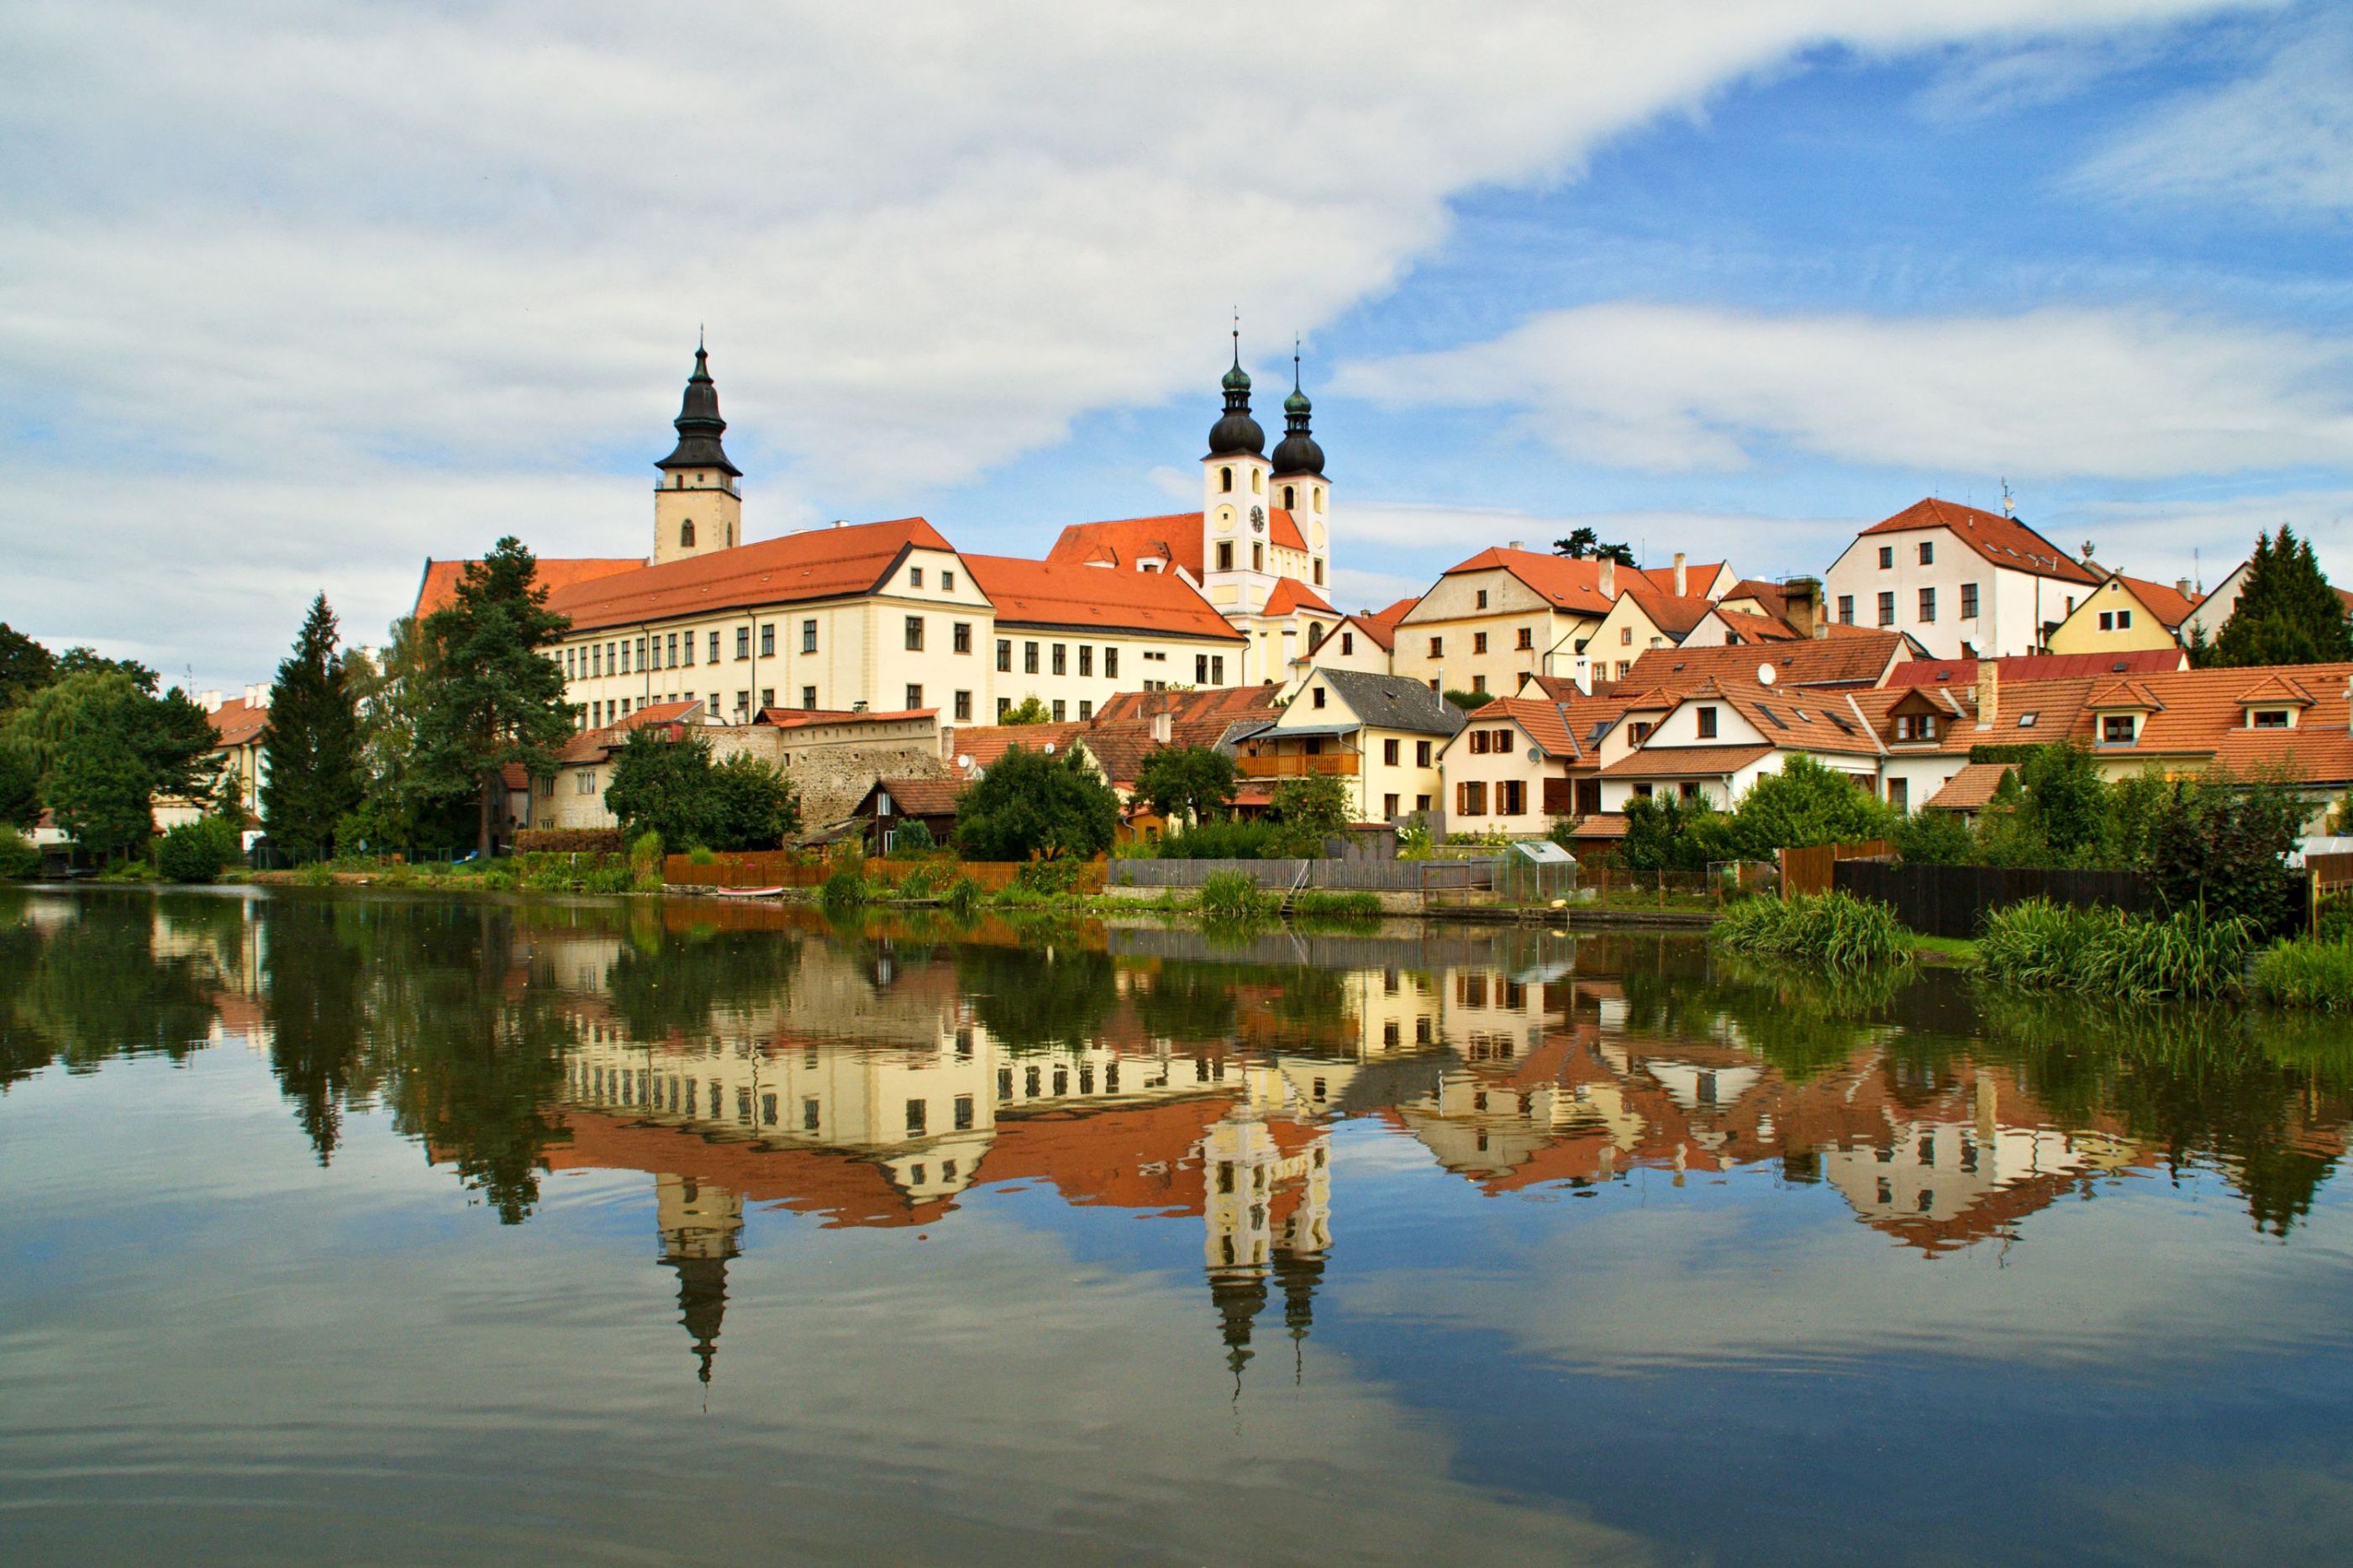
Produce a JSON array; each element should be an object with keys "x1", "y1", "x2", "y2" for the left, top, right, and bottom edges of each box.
[{"x1": 708, "y1": 727, "x2": 948, "y2": 829}]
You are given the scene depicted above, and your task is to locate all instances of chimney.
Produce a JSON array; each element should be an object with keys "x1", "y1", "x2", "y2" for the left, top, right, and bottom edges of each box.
[
  {"x1": 1977, "y1": 660, "x2": 1998, "y2": 729},
  {"x1": 1598, "y1": 558, "x2": 1617, "y2": 598},
  {"x1": 2177, "y1": 576, "x2": 2193, "y2": 597},
  {"x1": 197, "y1": 690, "x2": 222, "y2": 711},
  {"x1": 1151, "y1": 710, "x2": 1172, "y2": 745},
  {"x1": 1672, "y1": 551, "x2": 1687, "y2": 597},
  {"x1": 245, "y1": 682, "x2": 270, "y2": 708},
  {"x1": 1782, "y1": 576, "x2": 1824, "y2": 639},
  {"x1": 1507, "y1": 539, "x2": 1524, "y2": 552}
]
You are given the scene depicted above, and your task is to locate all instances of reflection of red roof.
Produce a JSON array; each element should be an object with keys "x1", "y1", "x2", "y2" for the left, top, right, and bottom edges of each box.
[
  {"x1": 413, "y1": 555, "x2": 643, "y2": 619},
  {"x1": 963, "y1": 554, "x2": 1243, "y2": 641},
  {"x1": 1860, "y1": 497, "x2": 2099, "y2": 585},
  {"x1": 981, "y1": 1097, "x2": 1237, "y2": 1213},
  {"x1": 543, "y1": 518, "x2": 955, "y2": 634},
  {"x1": 547, "y1": 1112, "x2": 950, "y2": 1229}
]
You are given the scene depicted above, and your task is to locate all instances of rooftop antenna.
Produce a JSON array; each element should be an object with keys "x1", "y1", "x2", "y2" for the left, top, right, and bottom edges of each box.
[
  {"x1": 1292, "y1": 334, "x2": 1302, "y2": 390},
  {"x1": 2000, "y1": 478, "x2": 2015, "y2": 518},
  {"x1": 2194, "y1": 546, "x2": 2203, "y2": 595}
]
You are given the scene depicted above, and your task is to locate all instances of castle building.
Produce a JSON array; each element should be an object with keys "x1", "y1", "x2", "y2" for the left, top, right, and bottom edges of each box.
[{"x1": 413, "y1": 340, "x2": 1345, "y2": 725}]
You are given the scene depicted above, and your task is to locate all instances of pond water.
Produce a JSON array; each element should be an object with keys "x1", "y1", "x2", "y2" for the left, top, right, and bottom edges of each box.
[{"x1": 5, "y1": 887, "x2": 2353, "y2": 1565}]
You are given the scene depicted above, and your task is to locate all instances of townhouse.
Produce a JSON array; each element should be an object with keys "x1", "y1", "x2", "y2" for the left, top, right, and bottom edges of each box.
[{"x1": 1822, "y1": 497, "x2": 2101, "y2": 660}]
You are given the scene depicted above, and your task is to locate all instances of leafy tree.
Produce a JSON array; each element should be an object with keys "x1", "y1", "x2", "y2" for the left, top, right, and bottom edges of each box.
[
  {"x1": 418, "y1": 538, "x2": 574, "y2": 855},
  {"x1": 157, "y1": 817, "x2": 241, "y2": 883},
  {"x1": 0, "y1": 624, "x2": 55, "y2": 713},
  {"x1": 261, "y1": 594, "x2": 364, "y2": 850},
  {"x1": 1892, "y1": 805, "x2": 1972, "y2": 865},
  {"x1": 1552, "y1": 528, "x2": 1635, "y2": 566},
  {"x1": 1729, "y1": 755, "x2": 1895, "y2": 859},
  {"x1": 53, "y1": 646, "x2": 161, "y2": 694},
  {"x1": 2203, "y1": 526, "x2": 2353, "y2": 668},
  {"x1": 997, "y1": 695, "x2": 1052, "y2": 726},
  {"x1": 2144, "y1": 766, "x2": 2306, "y2": 934},
  {"x1": 603, "y1": 728, "x2": 722, "y2": 850},
  {"x1": 0, "y1": 824, "x2": 39, "y2": 879},
  {"x1": 1, "y1": 671, "x2": 220, "y2": 860},
  {"x1": 1134, "y1": 744, "x2": 1238, "y2": 825},
  {"x1": 1269, "y1": 771, "x2": 1351, "y2": 855},
  {"x1": 338, "y1": 624, "x2": 476, "y2": 853},
  {"x1": 708, "y1": 750, "x2": 798, "y2": 849},
  {"x1": 2015, "y1": 740, "x2": 2110, "y2": 865},
  {"x1": 1620, "y1": 791, "x2": 1732, "y2": 872},
  {"x1": 45, "y1": 724, "x2": 155, "y2": 860},
  {"x1": 0, "y1": 744, "x2": 38, "y2": 829},
  {"x1": 954, "y1": 745, "x2": 1119, "y2": 860}
]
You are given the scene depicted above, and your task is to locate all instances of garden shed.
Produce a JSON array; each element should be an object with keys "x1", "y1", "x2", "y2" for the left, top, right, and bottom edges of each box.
[{"x1": 1496, "y1": 840, "x2": 1578, "y2": 904}]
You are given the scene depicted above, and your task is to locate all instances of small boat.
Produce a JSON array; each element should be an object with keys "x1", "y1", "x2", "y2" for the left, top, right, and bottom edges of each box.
[{"x1": 712, "y1": 885, "x2": 786, "y2": 898}]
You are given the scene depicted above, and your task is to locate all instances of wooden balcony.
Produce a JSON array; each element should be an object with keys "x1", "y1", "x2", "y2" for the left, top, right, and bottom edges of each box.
[{"x1": 1237, "y1": 753, "x2": 1360, "y2": 778}]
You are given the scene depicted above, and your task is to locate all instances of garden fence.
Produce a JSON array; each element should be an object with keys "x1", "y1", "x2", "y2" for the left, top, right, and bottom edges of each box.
[{"x1": 1834, "y1": 860, "x2": 2155, "y2": 940}]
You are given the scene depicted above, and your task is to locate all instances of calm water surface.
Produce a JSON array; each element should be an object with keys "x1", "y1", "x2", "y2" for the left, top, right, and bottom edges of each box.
[{"x1": 5, "y1": 887, "x2": 2353, "y2": 1565}]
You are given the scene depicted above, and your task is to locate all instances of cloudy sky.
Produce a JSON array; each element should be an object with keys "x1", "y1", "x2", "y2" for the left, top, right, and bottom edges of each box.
[{"x1": 3, "y1": 0, "x2": 2348, "y2": 690}]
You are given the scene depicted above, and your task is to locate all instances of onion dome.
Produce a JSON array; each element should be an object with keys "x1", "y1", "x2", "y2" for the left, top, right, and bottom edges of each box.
[
  {"x1": 656, "y1": 339, "x2": 741, "y2": 477},
  {"x1": 1269, "y1": 352, "x2": 1326, "y2": 478},
  {"x1": 1206, "y1": 335, "x2": 1265, "y2": 457}
]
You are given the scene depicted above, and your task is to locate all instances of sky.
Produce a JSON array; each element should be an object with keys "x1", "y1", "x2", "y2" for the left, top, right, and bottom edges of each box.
[{"x1": 2, "y1": 0, "x2": 2348, "y2": 693}]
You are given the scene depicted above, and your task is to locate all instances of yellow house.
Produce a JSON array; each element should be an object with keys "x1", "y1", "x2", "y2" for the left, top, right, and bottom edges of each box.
[
  {"x1": 1232, "y1": 667, "x2": 1464, "y2": 823},
  {"x1": 2045, "y1": 571, "x2": 2202, "y2": 656},
  {"x1": 1582, "y1": 588, "x2": 1716, "y2": 683}
]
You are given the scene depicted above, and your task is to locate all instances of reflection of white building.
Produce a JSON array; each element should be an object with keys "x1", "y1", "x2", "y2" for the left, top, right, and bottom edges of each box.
[{"x1": 1202, "y1": 1066, "x2": 1332, "y2": 1387}]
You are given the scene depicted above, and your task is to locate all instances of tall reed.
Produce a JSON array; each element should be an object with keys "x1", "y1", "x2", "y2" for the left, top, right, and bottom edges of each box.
[
  {"x1": 2250, "y1": 937, "x2": 2353, "y2": 1012},
  {"x1": 1977, "y1": 897, "x2": 2250, "y2": 1002},
  {"x1": 1711, "y1": 892, "x2": 1912, "y2": 975}
]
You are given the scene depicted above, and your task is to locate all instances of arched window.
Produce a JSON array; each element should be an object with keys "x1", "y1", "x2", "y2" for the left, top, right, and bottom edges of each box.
[
  {"x1": 1282, "y1": 484, "x2": 1295, "y2": 509},
  {"x1": 1220, "y1": 466, "x2": 1234, "y2": 492},
  {"x1": 681, "y1": 518, "x2": 696, "y2": 548},
  {"x1": 1250, "y1": 469, "x2": 1263, "y2": 495},
  {"x1": 673, "y1": 473, "x2": 683, "y2": 488}
]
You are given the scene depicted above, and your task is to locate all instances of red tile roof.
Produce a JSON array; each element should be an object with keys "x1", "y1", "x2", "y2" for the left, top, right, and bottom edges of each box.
[
  {"x1": 866, "y1": 777, "x2": 963, "y2": 818},
  {"x1": 1093, "y1": 685, "x2": 1282, "y2": 732},
  {"x1": 1437, "y1": 547, "x2": 1619, "y2": 615},
  {"x1": 944, "y1": 723, "x2": 1088, "y2": 778},
  {"x1": 753, "y1": 707, "x2": 935, "y2": 729},
  {"x1": 1925, "y1": 760, "x2": 2014, "y2": 812},
  {"x1": 1566, "y1": 813, "x2": 1629, "y2": 839},
  {"x1": 1886, "y1": 649, "x2": 2186, "y2": 687},
  {"x1": 1637, "y1": 562, "x2": 1725, "y2": 597},
  {"x1": 1860, "y1": 497, "x2": 2099, "y2": 585},
  {"x1": 2108, "y1": 572, "x2": 2201, "y2": 630},
  {"x1": 1705, "y1": 607, "x2": 1803, "y2": 644},
  {"x1": 1624, "y1": 589, "x2": 1718, "y2": 639},
  {"x1": 205, "y1": 697, "x2": 270, "y2": 750},
  {"x1": 413, "y1": 555, "x2": 644, "y2": 619},
  {"x1": 558, "y1": 700, "x2": 703, "y2": 764},
  {"x1": 1629, "y1": 631, "x2": 1909, "y2": 692},
  {"x1": 1600, "y1": 743, "x2": 1776, "y2": 779},
  {"x1": 1458, "y1": 697, "x2": 1578, "y2": 759},
  {"x1": 1045, "y1": 512, "x2": 1203, "y2": 577},
  {"x1": 962, "y1": 553, "x2": 1243, "y2": 641},
  {"x1": 1261, "y1": 577, "x2": 1335, "y2": 617},
  {"x1": 539, "y1": 518, "x2": 955, "y2": 634}
]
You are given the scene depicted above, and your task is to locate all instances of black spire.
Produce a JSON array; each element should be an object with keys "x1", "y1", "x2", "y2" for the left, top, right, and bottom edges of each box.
[
  {"x1": 666, "y1": 1253, "x2": 730, "y2": 1385},
  {"x1": 1269, "y1": 343, "x2": 1326, "y2": 478},
  {"x1": 1205, "y1": 329, "x2": 1265, "y2": 459},
  {"x1": 656, "y1": 339, "x2": 741, "y2": 477}
]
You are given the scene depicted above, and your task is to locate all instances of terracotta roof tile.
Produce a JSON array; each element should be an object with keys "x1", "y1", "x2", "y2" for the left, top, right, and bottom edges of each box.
[
  {"x1": 1600, "y1": 742, "x2": 1777, "y2": 779},
  {"x1": 962, "y1": 553, "x2": 1242, "y2": 641},
  {"x1": 2109, "y1": 572, "x2": 2200, "y2": 629},
  {"x1": 1925, "y1": 760, "x2": 2014, "y2": 812},
  {"x1": 413, "y1": 555, "x2": 644, "y2": 619},
  {"x1": 205, "y1": 697, "x2": 270, "y2": 750},
  {"x1": 1261, "y1": 577, "x2": 1336, "y2": 617},
  {"x1": 754, "y1": 707, "x2": 935, "y2": 729},
  {"x1": 1434, "y1": 547, "x2": 1618, "y2": 615},
  {"x1": 1628, "y1": 631, "x2": 1908, "y2": 691},
  {"x1": 1860, "y1": 497, "x2": 2099, "y2": 585},
  {"x1": 867, "y1": 777, "x2": 963, "y2": 818},
  {"x1": 540, "y1": 518, "x2": 954, "y2": 634},
  {"x1": 1045, "y1": 513, "x2": 1203, "y2": 578},
  {"x1": 1457, "y1": 697, "x2": 1579, "y2": 759},
  {"x1": 1886, "y1": 650, "x2": 2185, "y2": 687}
]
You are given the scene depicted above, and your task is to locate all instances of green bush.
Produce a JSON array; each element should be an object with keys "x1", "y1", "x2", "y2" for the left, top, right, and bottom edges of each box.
[
  {"x1": 1199, "y1": 870, "x2": 1271, "y2": 920},
  {"x1": 1892, "y1": 808, "x2": 1971, "y2": 866},
  {"x1": 1293, "y1": 890, "x2": 1381, "y2": 919},
  {"x1": 0, "y1": 824, "x2": 40, "y2": 879},
  {"x1": 1711, "y1": 892, "x2": 1911, "y2": 975},
  {"x1": 629, "y1": 830, "x2": 665, "y2": 892},
  {"x1": 821, "y1": 864, "x2": 872, "y2": 908},
  {"x1": 2250, "y1": 938, "x2": 2353, "y2": 1012},
  {"x1": 156, "y1": 817, "x2": 241, "y2": 883},
  {"x1": 1977, "y1": 897, "x2": 2251, "y2": 1002},
  {"x1": 1159, "y1": 818, "x2": 1281, "y2": 860},
  {"x1": 1015, "y1": 856, "x2": 1089, "y2": 896},
  {"x1": 511, "y1": 827, "x2": 626, "y2": 854},
  {"x1": 687, "y1": 845, "x2": 717, "y2": 866},
  {"x1": 943, "y1": 876, "x2": 983, "y2": 916},
  {"x1": 887, "y1": 818, "x2": 937, "y2": 858},
  {"x1": 894, "y1": 864, "x2": 943, "y2": 900}
]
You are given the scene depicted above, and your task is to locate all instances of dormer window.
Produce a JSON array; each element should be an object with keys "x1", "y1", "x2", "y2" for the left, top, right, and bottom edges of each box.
[
  {"x1": 2101, "y1": 713, "x2": 2137, "y2": 745},
  {"x1": 2017, "y1": 712, "x2": 2039, "y2": 728},
  {"x1": 1893, "y1": 713, "x2": 1938, "y2": 741},
  {"x1": 2250, "y1": 708, "x2": 2291, "y2": 729}
]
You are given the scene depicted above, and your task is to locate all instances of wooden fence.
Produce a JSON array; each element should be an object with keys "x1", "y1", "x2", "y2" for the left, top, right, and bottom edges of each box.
[
  {"x1": 1778, "y1": 839, "x2": 1892, "y2": 898},
  {"x1": 1834, "y1": 860, "x2": 2155, "y2": 940},
  {"x1": 663, "y1": 853, "x2": 1105, "y2": 894}
]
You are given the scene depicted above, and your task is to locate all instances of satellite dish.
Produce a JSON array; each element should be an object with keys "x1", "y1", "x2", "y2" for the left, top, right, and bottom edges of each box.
[
  {"x1": 1756, "y1": 663, "x2": 1777, "y2": 686},
  {"x1": 1527, "y1": 747, "x2": 1541, "y2": 763},
  {"x1": 1043, "y1": 742, "x2": 1057, "y2": 754},
  {"x1": 955, "y1": 754, "x2": 971, "y2": 769}
]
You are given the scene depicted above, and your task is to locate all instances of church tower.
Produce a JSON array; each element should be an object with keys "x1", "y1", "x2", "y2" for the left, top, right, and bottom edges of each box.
[
  {"x1": 1201, "y1": 334, "x2": 1271, "y2": 602},
  {"x1": 653, "y1": 339, "x2": 742, "y2": 567},
  {"x1": 1269, "y1": 350, "x2": 1330, "y2": 592}
]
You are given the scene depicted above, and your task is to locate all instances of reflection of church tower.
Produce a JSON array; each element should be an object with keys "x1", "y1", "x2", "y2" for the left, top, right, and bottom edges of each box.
[
  {"x1": 1200, "y1": 1076, "x2": 1331, "y2": 1392},
  {"x1": 1209, "y1": 1268, "x2": 1269, "y2": 1390},
  {"x1": 1272, "y1": 1249, "x2": 1324, "y2": 1382},
  {"x1": 655, "y1": 1173, "x2": 743, "y2": 1384}
]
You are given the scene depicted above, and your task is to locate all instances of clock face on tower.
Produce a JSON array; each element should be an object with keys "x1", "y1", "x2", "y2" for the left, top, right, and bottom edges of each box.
[{"x1": 1250, "y1": 506, "x2": 1265, "y2": 533}]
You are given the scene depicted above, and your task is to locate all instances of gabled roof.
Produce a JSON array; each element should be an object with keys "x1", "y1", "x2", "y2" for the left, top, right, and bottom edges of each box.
[
  {"x1": 1432, "y1": 548, "x2": 1618, "y2": 616},
  {"x1": 1308, "y1": 668, "x2": 1467, "y2": 737},
  {"x1": 2108, "y1": 572, "x2": 2201, "y2": 630},
  {"x1": 1671, "y1": 676, "x2": 1886, "y2": 758},
  {"x1": 1887, "y1": 649, "x2": 2186, "y2": 687},
  {"x1": 1629, "y1": 629, "x2": 1909, "y2": 692},
  {"x1": 558, "y1": 700, "x2": 704, "y2": 764},
  {"x1": 1638, "y1": 562, "x2": 1726, "y2": 597},
  {"x1": 1621, "y1": 589, "x2": 1718, "y2": 639},
  {"x1": 1719, "y1": 579, "x2": 1791, "y2": 617},
  {"x1": 1705, "y1": 607, "x2": 1803, "y2": 644},
  {"x1": 1456, "y1": 697, "x2": 1578, "y2": 759},
  {"x1": 961, "y1": 553, "x2": 1243, "y2": 640},
  {"x1": 206, "y1": 697, "x2": 270, "y2": 750},
  {"x1": 414, "y1": 555, "x2": 644, "y2": 619},
  {"x1": 2087, "y1": 677, "x2": 2167, "y2": 711},
  {"x1": 1925, "y1": 761, "x2": 2014, "y2": 813},
  {"x1": 1600, "y1": 743, "x2": 1775, "y2": 779},
  {"x1": 1045, "y1": 513, "x2": 1202, "y2": 577},
  {"x1": 1858, "y1": 497, "x2": 2099, "y2": 585},
  {"x1": 863, "y1": 777, "x2": 963, "y2": 818},
  {"x1": 1341, "y1": 596, "x2": 1419, "y2": 652},
  {"x1": 2234, "y1": 671, "x2": 2318, "y2": 708},
  {"x1": 542, "y1": 518, "x2": 955, "y2": 634},
  {"x1": 1261, "y1": 578, "x2": 1336, "y2": 618}
]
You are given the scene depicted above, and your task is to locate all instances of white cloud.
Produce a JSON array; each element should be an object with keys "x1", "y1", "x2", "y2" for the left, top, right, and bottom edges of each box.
[
  {"x1": 0, "y1": 0, "x2": 2255, "y2": 677},
  {"x1": 2072, "y1": 9, "x2": 2353, "y2": 215},
  {"x1": 1339, "y1": 302, "x2": 2353, "y2": 479}
]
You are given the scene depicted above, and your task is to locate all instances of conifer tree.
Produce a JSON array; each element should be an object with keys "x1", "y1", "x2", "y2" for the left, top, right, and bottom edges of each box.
[
  {"x1": 418, "y1": 538, "x2": 573, "y2": 855},
  {"x1": 2204, "y1": 526, "x2": 2353, "y2": 667},
  {"x1": 261, "y1": 594, "x2": 364, "y2": 850}
]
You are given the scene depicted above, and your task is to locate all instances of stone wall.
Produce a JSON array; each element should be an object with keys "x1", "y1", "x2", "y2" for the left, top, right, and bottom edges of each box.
[{"x1": 708, "y1": 726, "x2": 949, "y2": 829}]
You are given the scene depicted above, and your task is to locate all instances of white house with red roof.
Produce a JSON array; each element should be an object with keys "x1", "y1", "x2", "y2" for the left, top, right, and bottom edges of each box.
[{"x1": 1823, "y1": 497, "x2": 2102, "y2": 660}]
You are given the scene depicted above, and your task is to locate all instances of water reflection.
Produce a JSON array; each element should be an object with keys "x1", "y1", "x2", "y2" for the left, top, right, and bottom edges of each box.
[{"x1": 4, "y1": 887, "x2": 2351, "y2": 1386}]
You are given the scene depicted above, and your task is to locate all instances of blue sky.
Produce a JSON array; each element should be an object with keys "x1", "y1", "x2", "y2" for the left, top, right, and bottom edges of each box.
[{"x1": 1, "y1": 1, "x2": 2346, "y2": 689}]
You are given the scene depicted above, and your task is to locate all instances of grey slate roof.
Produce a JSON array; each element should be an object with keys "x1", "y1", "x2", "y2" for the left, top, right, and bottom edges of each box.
[{"x1": 1311, "y1": 668, "x2": 1468, "y2": 737}]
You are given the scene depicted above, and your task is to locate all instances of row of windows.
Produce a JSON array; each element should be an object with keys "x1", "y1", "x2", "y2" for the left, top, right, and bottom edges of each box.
[
  {"x1": 1454, "y1": 779, "x2": 1528, "y2": 816},
  {"x1": 993, "y1": 640, "x2": 1123, "y2": 680},
  {"x1": 903, "y1": 566, "x2": 956, "y2": 593},
  {"x1": 1424, "y1": 627, "x2": 1538, "y2": 659},
  {"x1": 1837, "y1": 584, "x2": 1981, "y2": 626},
  {"x1": 1877, "y1": 541, "x2": 1936, "y2": 569}
]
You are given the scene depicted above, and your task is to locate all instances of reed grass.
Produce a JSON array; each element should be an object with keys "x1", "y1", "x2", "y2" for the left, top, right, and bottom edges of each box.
[
  {"x1": 2250, "y1": 937, "x2": 2353, "y2": 1012},
  {"x1": 1976, "y1": 897, "x2": 2250, "y2": 1002},
  {"x1": 1710, "y1": 892, "x2": 1912, "y2": 975}
]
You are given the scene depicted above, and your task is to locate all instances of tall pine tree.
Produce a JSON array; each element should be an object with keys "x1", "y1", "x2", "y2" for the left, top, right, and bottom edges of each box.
[
  {"x1": 2204, "y1": 526, "x2": 2353, "y2": 667},
  {"x1": 261, "y1": 594, "x2": 364, "y2": 850},
  {"x1": 419, "y1": 538, "x2": 573, "y2": 855}
]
